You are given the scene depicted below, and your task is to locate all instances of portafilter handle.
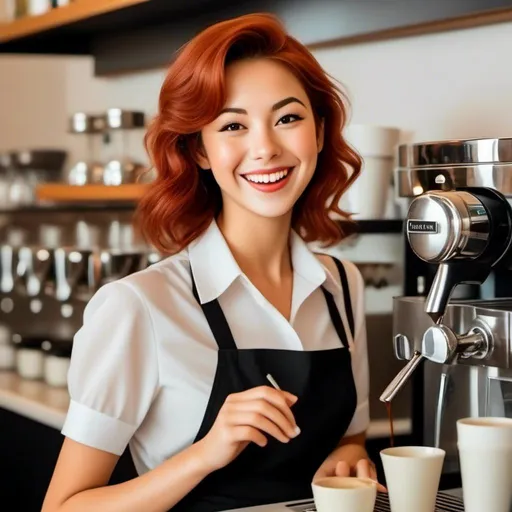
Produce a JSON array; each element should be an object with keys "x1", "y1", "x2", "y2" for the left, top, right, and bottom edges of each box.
[
  {"x1": 380, "y1": 350, "x2": 424, "y2": 403},
  {"x1": 380, "y1": 323, "x2": 492, "y2": 403}
]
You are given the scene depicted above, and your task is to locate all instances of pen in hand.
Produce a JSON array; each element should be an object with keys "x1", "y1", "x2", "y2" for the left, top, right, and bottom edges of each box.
[{"x1": 266, "y1": 374, "x2": 301, "y2": 436}]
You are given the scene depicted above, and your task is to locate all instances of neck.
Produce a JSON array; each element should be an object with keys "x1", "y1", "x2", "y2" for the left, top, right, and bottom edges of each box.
[{"x1": 217, "y1": 206, "x2": 293, "y2": 282}]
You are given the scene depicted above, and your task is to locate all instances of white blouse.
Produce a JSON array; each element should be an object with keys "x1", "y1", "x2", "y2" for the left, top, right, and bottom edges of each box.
[{"x1": 61, "y1": 220, "x2": 370, "y2": 475}]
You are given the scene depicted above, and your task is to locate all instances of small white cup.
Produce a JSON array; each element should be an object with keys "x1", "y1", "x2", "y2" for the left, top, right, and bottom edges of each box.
[
  {"x1": 311, "y1": 476, "x2": 377, "y2": 512},
  {"x1": 380, "y1": 446, "x2": 445, "y2": 512},
  {"x1": 457, "y1": 417, "x2": 512, "y2": 512}
]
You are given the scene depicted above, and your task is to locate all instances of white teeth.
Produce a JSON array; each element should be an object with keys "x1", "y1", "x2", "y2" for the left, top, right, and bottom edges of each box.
[{"x1": 245, "y1": 169, "x2": 290, "y2": 183}]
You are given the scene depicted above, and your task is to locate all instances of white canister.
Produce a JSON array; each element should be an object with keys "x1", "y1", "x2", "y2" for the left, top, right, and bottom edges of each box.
[
  {"x1": 0, "y1": 343, "x2": 16, "y2": 370},
  {"x1": 27, "y1": 0, "x2": 51, "y2": 15},
  {"x1": 0, "y1": 324, "x2": 15, "y2": 370},
  {"x1": 342, "y1": 124, "x2": 401, "y2": 220},
  {"x1": 43, "y1": 340, "x2": 72, "y2": 387},
  {"x1": 0, "y1": 0, "x2": 15, "y2": 22},
  {"x1": 15, "y1": 338, "x2": 44, "y2": 380}
]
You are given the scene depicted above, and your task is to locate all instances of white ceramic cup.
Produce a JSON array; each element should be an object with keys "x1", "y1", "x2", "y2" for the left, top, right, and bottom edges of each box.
[
  {"x1": 311, "y1": 476, "x2": 377, "y2": 512},
  {"x1": 457, "y1": 417, "x2": 512, "y2": 512},
  {"x1": 342, "y1": 124, "x2": 401, "y2": 220},
  {"x1": 380, "y1": 446, "x2": 445, "y2": 512}
]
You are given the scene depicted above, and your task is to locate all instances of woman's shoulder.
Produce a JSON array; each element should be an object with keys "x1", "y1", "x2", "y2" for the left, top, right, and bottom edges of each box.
[
  {"x1": 314, "y1": 253, "x2": 363, "y2": 286},
  {"x1": 122, "y1": 249, "x2": 191, "y2": 290},
  {"x1": 86, "y1": 249, "x2": 194, "y2": 315}
]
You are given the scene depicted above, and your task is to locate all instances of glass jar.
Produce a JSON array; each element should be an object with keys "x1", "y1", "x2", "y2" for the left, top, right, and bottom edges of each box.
[
  {"x1": 42, "y1": 340, "x2": 72, "y2": 387},
  {"x1": 0, "y1": 324, "x2": 15, "y2": 371},
  {"x1": 14, "y1": 336, "x2": 45, "y2": 380}
]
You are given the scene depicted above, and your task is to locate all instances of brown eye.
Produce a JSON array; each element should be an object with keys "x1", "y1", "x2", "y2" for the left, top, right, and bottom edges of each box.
[
  {"x1": 220, "y1": 123, "x2": 244, "y2": 132},
  {"x1": 277, "y1": 114, "x2": 303, "y2": 125}
]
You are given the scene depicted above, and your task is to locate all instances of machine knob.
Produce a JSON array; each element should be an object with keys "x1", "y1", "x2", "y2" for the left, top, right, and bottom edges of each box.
[
  {"x1": 407, "y1": 190, "x2": 490, "y2": 263},
  {"x1": 422, "y1": 324, "x2": 491, "y2": 364},
  {"x1": 422, "y1": 325, "x2": 459, "y2": 363}
]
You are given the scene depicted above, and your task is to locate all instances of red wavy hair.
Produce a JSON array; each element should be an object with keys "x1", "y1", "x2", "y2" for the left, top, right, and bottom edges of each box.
[{"x1": 136, "y1": 12, "x2": 362, "y2": 254}]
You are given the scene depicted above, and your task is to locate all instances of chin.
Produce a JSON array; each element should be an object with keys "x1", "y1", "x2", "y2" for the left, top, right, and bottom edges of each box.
[{"x1": 246, "y1": 203, "x2": 295, "y2": 220}]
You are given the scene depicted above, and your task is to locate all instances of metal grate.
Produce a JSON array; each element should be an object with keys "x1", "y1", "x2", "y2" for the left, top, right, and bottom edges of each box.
[
  {"x1": 288, "y1": 492, "x2": 465, "y2": 512},
  {"x1": 374, "y1": 491, "x2": 465, "y2": 512}
]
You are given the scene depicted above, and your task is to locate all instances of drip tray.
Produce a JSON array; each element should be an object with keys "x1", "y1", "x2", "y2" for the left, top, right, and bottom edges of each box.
[{"x1": 287, "y1": 492, "x2": 464, "y2": 511}]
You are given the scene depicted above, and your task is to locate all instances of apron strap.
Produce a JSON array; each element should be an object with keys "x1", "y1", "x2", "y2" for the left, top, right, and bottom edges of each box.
[
  {"x1": 321, "y1": 258, "x2": 354, "y2": 341},
  {"x1": 333, "y1": 258, "x2": 354, "y2": 339},
  {"x1": 191, "y1": 266, "x2": 237, "y2": 350},
  {"x1": 190, "y1": 257, "x2": 354, "y2": 351}
]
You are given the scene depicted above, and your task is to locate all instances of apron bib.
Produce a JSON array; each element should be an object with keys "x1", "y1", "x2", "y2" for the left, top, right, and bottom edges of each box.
[{"x1": 172, "y1": 258, "x2": 357, "y2": 512}]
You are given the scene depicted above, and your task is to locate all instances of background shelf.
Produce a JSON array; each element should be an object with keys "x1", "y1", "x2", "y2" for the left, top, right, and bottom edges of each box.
[{"x1": 35, "y1": 183, "x2": 149, "y2": 203}]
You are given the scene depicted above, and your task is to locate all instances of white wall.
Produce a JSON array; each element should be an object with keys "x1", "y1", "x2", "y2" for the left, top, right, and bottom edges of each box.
[
  {"x1": 2, "y1": 20, "x2": 512, "y2": 163},
  {"x1": 314, "y1": 21, "x2": 512, "y2": 143},
  {"x1": 0, "y1": 55, "x2": 71, "y2": 151},
  {"x1": 0, "y1": 22, "x2": 509, "y2": 158},
  {"x1": 0, "y1": 55, "x2": 109, "y2": 163}
]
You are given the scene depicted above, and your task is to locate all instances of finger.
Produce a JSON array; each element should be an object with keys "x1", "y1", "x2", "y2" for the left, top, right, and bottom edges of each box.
[
  {"x1": 335, "y1": 460, "x2": 350, "y2": 477},
  {"x1": 376, "y1": 482, "x2": 388, "y2": 493},
  {"x1": 227, "y1": 387, "x2": 298, "y2": 406},
  {"x1": 233, "y1": 399, "x2": 299, "y2": 439},
  {"x1": 356, "y1": 459, "x2": 372, "y2": 479},
  {"x1": 229, "y1": 387, "x2": 298, "y2": 432},
  {"x1": 227, "y1": 411, "x2": 292, "y2": 443},
  {"x1": 232, "y1": 425, "x2": 268, "y2": 447},
  {"x1": 312, "y1": 469, "x2": 328, "y2": 482},
  {"x1": 281, "y1": 390, "x2": 299, "y2": 405},
  {"x1": 369, "y1": 463, "x2": 378, "y2": 481},
  {"x1": 357, "y1": 459, "x2": 387, "y2": 493}
]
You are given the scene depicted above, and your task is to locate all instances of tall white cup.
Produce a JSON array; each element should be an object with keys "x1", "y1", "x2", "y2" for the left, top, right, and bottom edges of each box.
[
  {"x1": 380, "y1": 446, "x2": 445, "y2": 512},
  {"x1": 343, "y1": 124, "x2": 401, "y2": 220},
  {"x1": 457, "y1": 417, "x2": 512, "y2": 512}
]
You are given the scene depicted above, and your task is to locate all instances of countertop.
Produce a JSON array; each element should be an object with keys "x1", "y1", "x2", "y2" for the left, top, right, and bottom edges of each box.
[
  {"x1": 0, "y1": 371, "x2": 69, "y2": 429},
  {"x1": 0, "y1": 371, "x2": 412, "y2": 438}
]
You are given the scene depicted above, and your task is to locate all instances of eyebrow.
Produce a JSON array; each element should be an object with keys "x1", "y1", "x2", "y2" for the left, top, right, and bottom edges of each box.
[{"x1": 219, "y1": 96, "x2": 306, "y2": 115}]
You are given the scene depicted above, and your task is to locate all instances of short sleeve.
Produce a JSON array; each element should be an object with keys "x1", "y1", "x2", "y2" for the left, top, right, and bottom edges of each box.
[
  {"x1": 61, "y1": 281, "x2": 159, "y2": 455},
  {"x1": 341, "y1": 260, "x2": 370, "y2": 437}
]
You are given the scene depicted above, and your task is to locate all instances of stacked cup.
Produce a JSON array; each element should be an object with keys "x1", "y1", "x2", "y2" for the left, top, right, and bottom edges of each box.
[{"x1": 457, "y1": 417, "x2": 512, "y2": 512}]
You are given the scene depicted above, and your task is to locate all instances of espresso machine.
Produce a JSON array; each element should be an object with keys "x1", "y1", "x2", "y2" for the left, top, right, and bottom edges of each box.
[
  {"x1": 380, "y1": 137, "x2": 512, "y2": 479},
  {"x1": 0, "y1": 210, "x2": 164, "y2": 390}
]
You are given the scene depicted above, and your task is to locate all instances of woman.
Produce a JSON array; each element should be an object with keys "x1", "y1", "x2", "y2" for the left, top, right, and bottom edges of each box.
[{"x1": 43, "y1": 12, "x2": 380, "y2": 512}]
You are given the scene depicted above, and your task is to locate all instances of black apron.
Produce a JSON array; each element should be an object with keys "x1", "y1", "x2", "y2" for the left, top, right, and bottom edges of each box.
[{"x1": 172, "y1": 257, "x2": 358, "y2": 512}]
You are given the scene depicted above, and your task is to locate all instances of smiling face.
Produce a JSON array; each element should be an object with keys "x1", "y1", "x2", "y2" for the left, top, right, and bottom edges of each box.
[{"x1": 197, "y1": 57, "x2": 324, "y2": 221}]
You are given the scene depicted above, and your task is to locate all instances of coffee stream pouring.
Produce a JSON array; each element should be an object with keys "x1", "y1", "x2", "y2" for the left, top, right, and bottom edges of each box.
[{"x1": 380, "y1": 138, "x2": 512, "y2": 459}]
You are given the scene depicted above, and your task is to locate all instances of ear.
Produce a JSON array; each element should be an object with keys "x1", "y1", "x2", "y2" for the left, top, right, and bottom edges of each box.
[
  {"x1": 317, "y1": 118, "x2": 325, "y2": 153},
  {"x1": 195, "y1": 149, "x2": 210, "y2": 170},
  {"x1": 192, "y1": 136, "x2": 211, "y2": 170}
]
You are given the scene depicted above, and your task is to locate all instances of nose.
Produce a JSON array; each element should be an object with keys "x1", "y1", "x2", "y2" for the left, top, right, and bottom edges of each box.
[{"x1": 249, "y1": 126, "x2": 281, "y2": 162}]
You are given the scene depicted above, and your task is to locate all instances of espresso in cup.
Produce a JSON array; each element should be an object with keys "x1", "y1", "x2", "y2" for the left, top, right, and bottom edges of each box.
[{"x1": 311, "y1": 476, "x2": 377, "y2": 512}]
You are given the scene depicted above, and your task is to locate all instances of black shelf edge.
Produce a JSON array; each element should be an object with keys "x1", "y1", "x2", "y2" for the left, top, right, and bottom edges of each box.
[
  {"x1": 0, "y1": 208, "x2": 403, "y2": 235},
  {"x1": 339, "y1": 219, "x2": 404, "y2": 235},
  {"x1": 2, "y1": 0, "x2": 512, "y2": 76},
  {"x1": 0, "y1": 203, "x2": 137, "y2": 214}
]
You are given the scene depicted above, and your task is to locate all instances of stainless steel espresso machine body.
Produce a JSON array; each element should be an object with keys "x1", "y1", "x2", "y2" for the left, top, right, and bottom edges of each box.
[
  {"x1": 0, "y1": 206, "x2": 161, "y2": 371},
  {"x1": 381, "y1": 137, "x2": 512, "y2": 478}
]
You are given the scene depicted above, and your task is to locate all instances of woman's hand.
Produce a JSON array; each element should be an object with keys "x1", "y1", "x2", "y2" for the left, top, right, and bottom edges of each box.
[
  {"x1": 196, "y1": 386, "x2": 300, "y2": 473},
  {"x1": 313, "y1": 442, "x2": 387, "y2": 492}
]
